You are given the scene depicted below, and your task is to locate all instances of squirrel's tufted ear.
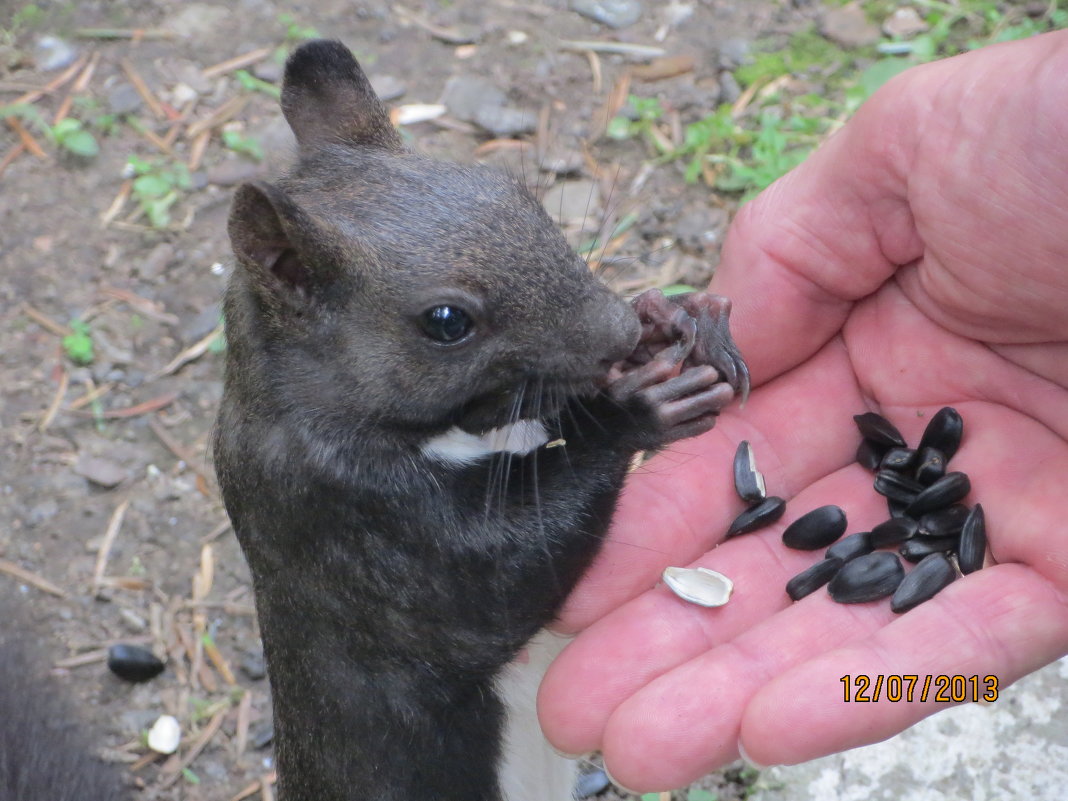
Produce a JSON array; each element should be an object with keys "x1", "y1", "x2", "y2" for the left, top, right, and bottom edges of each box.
[
  {"x1": 281, "y1": 39, "x2": 403, "y2": 153},
  {"x1": 228, "y1": 181, "x2": 349, "y2": 307}
]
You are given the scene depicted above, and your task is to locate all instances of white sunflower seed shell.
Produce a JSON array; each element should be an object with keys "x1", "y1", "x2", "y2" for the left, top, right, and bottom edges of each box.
[{"x1": 662, "y1": 566, "x2": 734, "y2": 608}]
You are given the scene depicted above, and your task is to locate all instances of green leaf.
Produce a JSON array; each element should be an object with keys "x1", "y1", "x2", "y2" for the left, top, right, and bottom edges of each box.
[
  {"x1": 687, "y1": 790, "x2": 718, "y2": 801},
  {"x1": 605, "y1": 116, "x2": 634, "y2": 140},
  {"x1": 133, "y1": 173, "x2": 172, "y2": 199},
  {"x1": 59, "y1": 128, "x2": 99, "y2": 157},
  {"x1": 62, "y1": 319, "x2": 94, "y2": 365},
  {"x1": 661, "y1": 283, "x2": 698, "y2": 296},
  {"x1": 181, "y1": 767, "x2": 200, "y2": 785}
]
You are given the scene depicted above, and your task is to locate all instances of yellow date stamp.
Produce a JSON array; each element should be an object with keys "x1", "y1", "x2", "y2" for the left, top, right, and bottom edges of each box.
[{"x1": 840, "y1": 674, "x2": 999, "y2": 703}]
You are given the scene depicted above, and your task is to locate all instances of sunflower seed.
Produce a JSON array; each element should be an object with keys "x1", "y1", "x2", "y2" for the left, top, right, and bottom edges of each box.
[
  {"x1": 856, "y1": 439, "x2": 886, "y2": 471},
  {"x1": 879, "y1": 447, "x2": 917, "y2": 471},
  {"x1": 874, "y1": 469, "x2": 923, "y2": 503},
  {"x1": 782, "y1": 505, "x2": 848, "y2": 550},
  {"x1": 107, "y1": 643, "x2": 165, "y2": 683},
  {"x1": 869, "y1": 517, "x2": 919, "y2": 548},
  {"x1": 918, "y1": 406, "x2": 964, "y2": 461},
  {"x1": 147, "y1": 714, "x2": 182, "y2": 755},
  {"x1": 853, "y1": 412, "x2": 907, "y2": 448},
  {"x1": 890, "y1": 552, "x2": 956, "y2": 613},
  {"x1": 826, "y1": 531, "x2": 873, "y2": 563},
  {"x1": 899, "y1": 535, "x2": 958, "y2": 563},
  {"x1": 914, "y1": 446, "x2": 947, "y2": 485},
  {"x1": 828, "y1": 552, "x2": 905, "y2": 603},
  {"x1": 905, "y1": 471, "x2": 971, "y2": 517},
  {"x1": 786, "y1": 557, "x2": 843, "y2": 601},
  {"x1": 917, "y1": 504, "x2": 969, "y2": 538},
  {"x1": 662, "y1": 566, "x2": 734, "y2": 607},
  {"x1": 733, "y1": 440, "x2": 766, "y2": 503},
  {"x1": 957, "y1": 503, "x2": 986, "y2": 574},
  {"x1": 726, "y1": 495, "x2": 786, "y2": 537}
]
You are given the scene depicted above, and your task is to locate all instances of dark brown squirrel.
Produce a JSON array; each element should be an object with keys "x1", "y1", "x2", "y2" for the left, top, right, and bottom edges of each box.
[{"x1": 214, "y1": 39, "x2": 749, "y2": 801}]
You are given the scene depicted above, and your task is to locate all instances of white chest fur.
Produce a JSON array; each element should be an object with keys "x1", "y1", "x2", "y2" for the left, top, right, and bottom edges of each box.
[
  {"x1": 495, "y1": 630, "x2": 577, "y2": 801},
  {"x1": 420, "y1": 420, "x2": 551, "y2": 465}
]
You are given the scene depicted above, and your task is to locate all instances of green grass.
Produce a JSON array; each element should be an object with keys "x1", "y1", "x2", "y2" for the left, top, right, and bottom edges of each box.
[{"x1": 607, "y1": 1, "x2": 1065, "y2": 205}]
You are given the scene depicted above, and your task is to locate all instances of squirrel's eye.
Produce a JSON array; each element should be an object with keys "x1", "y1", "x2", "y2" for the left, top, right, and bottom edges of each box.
[{"x1": 419, "y1": 305, "x2": 472, "y2": 343}]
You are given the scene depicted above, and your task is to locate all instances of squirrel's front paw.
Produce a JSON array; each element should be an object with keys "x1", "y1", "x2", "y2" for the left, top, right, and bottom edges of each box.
[{"x1": 606, "y1": 289, "x2": 745, "y2": 447}]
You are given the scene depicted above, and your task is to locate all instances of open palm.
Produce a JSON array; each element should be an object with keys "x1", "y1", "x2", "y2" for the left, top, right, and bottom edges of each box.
[{"x1": 538, "y1": 31, "x2": 1068, "y2": 792}]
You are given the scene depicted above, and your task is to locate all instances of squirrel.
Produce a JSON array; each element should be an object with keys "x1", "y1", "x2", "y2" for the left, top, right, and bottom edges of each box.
[{"x1": 214, "y1": 39, "x2": 748, "y2": 801}]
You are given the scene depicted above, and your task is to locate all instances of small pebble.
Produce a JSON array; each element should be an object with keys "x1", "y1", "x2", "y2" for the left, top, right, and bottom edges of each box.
[{"x1": 570, "y1": 0, "x2": 643, "y2": 29}]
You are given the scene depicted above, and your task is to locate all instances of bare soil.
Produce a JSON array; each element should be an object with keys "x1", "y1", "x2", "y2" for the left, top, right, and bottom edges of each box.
[{"x1": 0, "y1": 2, "x2": 819, "y2": 798}]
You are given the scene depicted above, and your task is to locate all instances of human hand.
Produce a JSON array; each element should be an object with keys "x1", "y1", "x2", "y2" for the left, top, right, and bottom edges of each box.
[{"x1": 539, "y1": 30, "x2": 1068, "y2": 792}]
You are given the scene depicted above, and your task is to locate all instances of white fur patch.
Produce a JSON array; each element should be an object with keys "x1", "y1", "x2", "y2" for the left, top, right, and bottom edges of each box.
[
  {"x1": 420, "y1": 420, "x2": 550, "y2": 465},
  {"x1": 496, "y1": 630, "x2": 578, "y2": 801}
]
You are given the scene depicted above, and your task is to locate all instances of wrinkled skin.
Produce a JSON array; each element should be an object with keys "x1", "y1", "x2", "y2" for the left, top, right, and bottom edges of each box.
[{"x1": 539, "y1": 30, "x2": 1068, "y2": 792}]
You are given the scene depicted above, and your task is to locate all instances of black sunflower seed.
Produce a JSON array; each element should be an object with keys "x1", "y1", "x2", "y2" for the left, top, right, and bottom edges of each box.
[
  {"x1": 869, "y1": 517, "x2": 919, "y2": 548},
  {"x1": 874, "y1": 469, "x2": 924, "y2": 504},
  {"x1": 733, "y1": 440, "x2": 766, "y2": 504},
  {"x1": 914, "y1": 447, "x2": 947, "y2": 485},
  {"x1": 890, "y1": 553, "x2": 957, "y2": 613},
  {"x1": 726, "y1": 496, "x2": 786, "y2": 537},
  {"x1": 826, "y1": 531, "x2": 873, "y2": 563},
  {"x1": 853, "y1": 412, "x2": 907, "y2": 449},
  {"x1": 918, "y1": 407, "x2": 964, "y2": 462},
  {"x1": 899, "y1": 535, "x2": 958, "y2": 563},
  {"x1": 107, "y1": 644, "x2": 165, "y2": 683},
  {"x1": 782, "y1": 505, "x2": 848, "y2": 550},
  {"x1": 828, "y1": 552, "x2": 905, "y2": 604},
  {"x1": 917, "y1": 504, "x2": 970, "y2": 538},
  {"x1": 957, "y1": 503, "x2": 986, "y2": 574},
  {"x1": 880, "y1": 447, "x2": 917, "y2": 472},
  {"x1": 905, "y1": 471, "x2": 971, "y2": 517},
  {"x1": 786, "y1": 557, "x2": 844, "y2": 601},
  {"x1": 856, "y1": 439, "x2": 887, "y2": 471},
  {"x1": 887, "y1": 499, "x2": 910, "y2": 518}
]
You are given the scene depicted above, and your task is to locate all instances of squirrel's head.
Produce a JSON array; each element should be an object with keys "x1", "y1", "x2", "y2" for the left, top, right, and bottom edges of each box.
[{"x1": 225, "y1": 40, "x2": 639, "y2": 438}]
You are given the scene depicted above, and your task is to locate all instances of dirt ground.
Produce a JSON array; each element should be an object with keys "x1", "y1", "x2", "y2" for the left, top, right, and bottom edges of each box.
[{"x1": 0, "y1": 1, "x2": 826, "y2": 799}]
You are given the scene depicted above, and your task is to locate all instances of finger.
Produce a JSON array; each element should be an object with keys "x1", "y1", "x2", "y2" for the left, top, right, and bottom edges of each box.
[
  {"x1": 740, "y1": 563, "x2": 1068, "y2": 767},
  {"x1": 555, "y1": 337, "x2": 866, "y2": 633},
  {"x1": 541, "y1": 459, "x2": 890, "y2": 756}
]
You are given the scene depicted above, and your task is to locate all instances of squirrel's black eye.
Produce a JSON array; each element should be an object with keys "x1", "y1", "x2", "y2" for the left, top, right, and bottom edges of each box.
[{"x1": 419, "y1": 305, "x2": 472, "y2": 343}]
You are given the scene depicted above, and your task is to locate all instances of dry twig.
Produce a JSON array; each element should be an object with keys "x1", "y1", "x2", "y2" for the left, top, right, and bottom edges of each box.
[
  {"x1": 92, "y1": 499, "x2": 130, "y2": 593},
  {"x1": 0, "y1": 559, "x2": 67, "y2": 597}
]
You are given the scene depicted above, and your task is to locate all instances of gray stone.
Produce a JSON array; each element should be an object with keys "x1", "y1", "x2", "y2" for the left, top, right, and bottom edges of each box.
[
  {"x1": 820, "y1": 3, "x2": 881, "y2": 49},
  {"x1": 33, "y1": 35, "x2": 77, "y2": 71},
  {"x1": 240, "y1": 650, "x2": 267, "y2": 680},
  {"x1": 719, "y1": 70, "x2": 742, "y2": 104},
  {"x1": 473, "y1": 105, "x2": 537, "y2": 137},
  {"x1": 542, "y1": 179, "x2": 600, "y2": 225},
  {"x1": 180, "y1": 302, "x2": 222, "y2": 345},
  {"x1": 570, "y1": 0, "x2": 643, "y2": 29},
  {"x1": 138, "y1": 242, "x2": 175, "y2": 281},
  {"x1": 441, "y1": 75, "x2": 508, "y2": 122},
  {"x1": 107, "y1": 83, "x2": 143, "y2": 116},
  {"x1": 748, "y1": 657, "x2": 1068, "y2": 801},
  {"x1": 369, "y1": 74, "x2": 407, "y2": 102},
  {"x1": 882, "y1": 7, "x2": 929, "y2": 38},
  {"x1": 719, "y1": 38, "x2": 752, "y2": 69},
  {"x1": 252, "y1": 59, "x2": 283, "y2": 84},
  {"x1": 164, "y1": 3, "x2": 230, "y2": 38},
  {"x1": 74, "y1": 454, "x2": 128, "y2": 489}
]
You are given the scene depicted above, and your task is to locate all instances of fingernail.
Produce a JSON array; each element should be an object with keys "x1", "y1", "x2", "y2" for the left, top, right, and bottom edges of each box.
[
  {"x1": 737, "y1": 739, "x2": 772, "y2": 770},
  {"x1": 602, "y1": 761, "x2": 643, "y2": 796},
  {"x1": 547, "y1": 743, "x2": 584, "y2": 760}
]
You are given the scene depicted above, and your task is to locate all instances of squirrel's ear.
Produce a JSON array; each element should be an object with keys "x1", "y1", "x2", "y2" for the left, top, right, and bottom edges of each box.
[
  {"x1": 280, "y1": 39, "x2": 402, "y2": 152},
  {"x1": 228, "y1": 181, "x2": 345, "y2": 304}
]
